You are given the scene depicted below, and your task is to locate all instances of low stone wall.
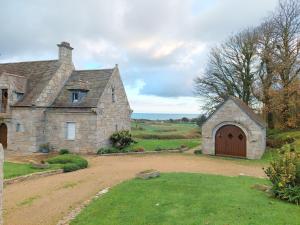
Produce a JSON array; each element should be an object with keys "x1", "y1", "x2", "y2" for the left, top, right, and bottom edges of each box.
[
  {"x1": 4, "y1": 169, "x2": 63, "y2": 185},
  {"x1": 98, "y1": 148, "x2": 188, "y2": 156}
]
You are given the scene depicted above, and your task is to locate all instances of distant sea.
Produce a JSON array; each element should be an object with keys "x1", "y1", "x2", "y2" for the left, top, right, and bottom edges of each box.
[{"x1": 131, "y1": 113, "x2": 199, "y2": 120}]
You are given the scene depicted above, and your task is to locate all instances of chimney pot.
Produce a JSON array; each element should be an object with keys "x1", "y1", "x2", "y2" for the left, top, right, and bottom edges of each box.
[{"x1": 57, "y1": 41, "x2": 73, "y2": 63}]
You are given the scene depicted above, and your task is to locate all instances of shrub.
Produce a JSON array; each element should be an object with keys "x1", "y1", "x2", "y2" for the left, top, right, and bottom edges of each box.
[
  {"x1": 264, "y1": 150, "x2": 300, "y2": 204},
  {"x1": 266, "y1": 136, "x2": 296, "y2": 148},
  {"x1": 131, "y1": 147, "x2": 145, "y2": 153},
  {"x1": 97, "y1": 147, "x2": 120, "y2": 155},
  {"x1": 59, "y1": 149, "x2": 70, "y2": 155},
  {"x1": 155, "y1": 146, "x2": 162, "y2": 152},
  {"x1": 194, "y1": 150, "x2": 202, "y2": 155},
  {"x1": 62, "y1": 163, "x2": 81, "y2": 172},
  {"x1": 276, "y1": 185, "x2": 300, "y2": 205},
  {"x1": 46, "y1": 154, "x2": 88, "y2": 172},
  {"x1": 110, "y1": 130, "x2": 135, "y2": 149}
]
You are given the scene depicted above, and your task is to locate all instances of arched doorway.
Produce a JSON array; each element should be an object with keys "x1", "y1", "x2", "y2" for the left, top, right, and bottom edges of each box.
[
  {"x1": 215, "y1": 125, "x2": 246, "y2": 158},
  {"x1": 0, "y1": 123, "x2": 7, "y2": 149}
]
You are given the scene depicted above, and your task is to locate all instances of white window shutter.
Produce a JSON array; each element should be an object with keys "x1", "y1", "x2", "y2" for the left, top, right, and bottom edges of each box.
[{"x1": 66, "y1": 122, "x2": 76, "y2": 140}]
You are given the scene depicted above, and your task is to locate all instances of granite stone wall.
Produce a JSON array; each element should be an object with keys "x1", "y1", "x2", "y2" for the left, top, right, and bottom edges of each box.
[
  {"x1": 45, "y1": 110, "x2": 97, "y2": 153},
  {"x1": 10, "y1": 107, "x2": 46, "y2": 152},
  {"x1": 202, "y1": 99, "x2": 266, "y2": 159},
  {"x1": 96, "y1": 68, "x2": 132, "y2": 148}
]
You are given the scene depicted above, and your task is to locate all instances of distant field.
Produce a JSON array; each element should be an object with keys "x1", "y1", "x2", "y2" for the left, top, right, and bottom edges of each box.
[
  {"x1": 131, "y1": 121, "x2": 201, "y2": 139},
  {"x1": 129, "y1": 121, "x2": 201, "y2": 151}
]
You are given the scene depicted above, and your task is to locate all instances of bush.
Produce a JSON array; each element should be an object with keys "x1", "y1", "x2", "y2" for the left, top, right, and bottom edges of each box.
[
  {"x1": 46, "y1": 154, "x2": 88, "y2": 172},
  {"x1": 194, "y1": 150, "x2": 202, "y2": 155},
  {"x1": 59, "y1": 149, "x2": 70, "y2": 155},
  {"x1": 97, "y1": 147, "x2": 121, "y2": 155},
  {"x1": 131, "y1": 147, "x2": 145, "y2": 153},
  {"x1": 155, "y1": 146, "x2": 162, "y2": 152},
  {"x1": 264, "y1": 150, "x2": 300, "y2": 204},
  {"x1": 110, "y1": 130, "x2": 135, "y2": 149},
  {"x1": 62, "y1": 163, "x2": 81, "y2": 172},
  {"x1": 266, "y1": 136, "x2": 296, "y2": 148},
  {"x1": 276, "y1": 185, "x2": 300, "y2": 205}
]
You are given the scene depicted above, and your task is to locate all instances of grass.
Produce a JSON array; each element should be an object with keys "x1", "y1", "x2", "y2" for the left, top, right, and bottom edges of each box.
[
  {"x1": 129, "y1": 121, "x2": 201, "y2": 152},
  {"x1": 71, "y1": 173, "x2": 300, "y2": 225},
  {"x1": 125, "y1": 139, "x2": 201, "y2": 152},
  {"x1": 268, "y1": 129, "x2": 300, "y2": 151},
  {"x1": 17, "y1": 195, "x2": 41, "y2": 206},
  {"x1": 131, "y1": 121, "x2": 201, "y2": 139},
  {"x1": 4, "y1": 161, "x2": 60, "y2": 179}
]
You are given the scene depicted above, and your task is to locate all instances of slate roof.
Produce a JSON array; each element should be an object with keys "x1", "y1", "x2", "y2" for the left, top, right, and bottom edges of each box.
[
  {"x1": 0, "y1": 60, "x2": 61, "y2": 106},
  {"x1": 51, "y1": 69, "x2": 114, "y2": 108},
  {"x1": 206, "y1": 96, "x2": 267, "y2": 128}
]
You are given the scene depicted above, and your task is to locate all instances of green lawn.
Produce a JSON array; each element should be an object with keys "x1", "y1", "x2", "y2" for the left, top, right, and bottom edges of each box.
[
  {"x1": 125, "y1": 139, "x2": 201, "y2": 152},
  {"x1": 71, "y1": 173, "x2": 300, "y2": 225},
  {"x1": 4, "y1": 161, "x2": 60, "y2": 179}
]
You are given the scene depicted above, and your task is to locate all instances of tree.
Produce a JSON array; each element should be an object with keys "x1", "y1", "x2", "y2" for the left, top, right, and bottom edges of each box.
[
  {"x1": 254, "y1": 21, "x2": 277, "y2": 128},
  {"x1": 195, "y1": 114, "x2": 207, "y2": 128},
  {"x1": 194, "y1": 29, "x2": 259, "y2": 113},
  {"x1": 271, "y1": 0, "x2": 300, "y2": 128}
]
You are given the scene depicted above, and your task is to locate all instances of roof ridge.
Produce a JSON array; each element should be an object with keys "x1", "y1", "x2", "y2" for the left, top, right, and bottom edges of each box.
[
  {"x1": 74, "y1": 68, "x2": 114, "y2": 72},
  {"x1": 0, "y1": 59, "x2": 58, "y2": 65}
]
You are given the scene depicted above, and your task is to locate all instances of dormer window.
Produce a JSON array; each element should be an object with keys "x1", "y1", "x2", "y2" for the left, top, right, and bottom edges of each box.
[
  {"x1": 71, "y1": 90, "x2": 88, "y2": 103},
  {"x1": 72, "y1": 91, "x2": 79, "y2": 103}
]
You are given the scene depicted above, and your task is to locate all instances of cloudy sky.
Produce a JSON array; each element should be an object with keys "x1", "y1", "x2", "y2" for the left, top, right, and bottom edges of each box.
[{"x1": 1, "y1": 0, "x2": 278, "y2": 114}]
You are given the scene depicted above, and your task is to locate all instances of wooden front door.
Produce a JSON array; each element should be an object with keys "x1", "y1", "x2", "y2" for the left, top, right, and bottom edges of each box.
[
  {"x1": 215, "y1": 125, "x2": 246, "y2": 158},
  {"x1": 0, "y1": 123, "x2": 7, "y2": 149}
]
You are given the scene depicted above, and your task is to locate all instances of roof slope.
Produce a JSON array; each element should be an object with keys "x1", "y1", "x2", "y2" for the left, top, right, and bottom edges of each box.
[
  {"x1": 51, "y1": 69, "x2": 114, "y2": 107},
  {"x1": 0, "y1": 60, "x2": 61, "y2": 106},
  {"x1": 206, "y1": 96, "x2": 267, "y2": 128}
]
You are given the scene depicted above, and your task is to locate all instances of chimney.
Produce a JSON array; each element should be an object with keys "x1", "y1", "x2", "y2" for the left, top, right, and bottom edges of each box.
[{"x1": 57, "y1": 41, "x2": 73, "y2": 63}]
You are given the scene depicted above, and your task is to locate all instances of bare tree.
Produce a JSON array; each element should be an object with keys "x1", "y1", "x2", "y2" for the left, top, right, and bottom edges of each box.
[
  {"x1": 194, "y1": 29, "x2": 259, "y2": 113},
  {"x1": 254, "y1": 21, "x2": 278, "y2": 128}
]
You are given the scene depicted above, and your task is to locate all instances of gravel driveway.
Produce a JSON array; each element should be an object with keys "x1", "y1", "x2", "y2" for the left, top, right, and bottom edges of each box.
[{"x1": 4, "y1": 153, "x2": 265, "y2": 225}]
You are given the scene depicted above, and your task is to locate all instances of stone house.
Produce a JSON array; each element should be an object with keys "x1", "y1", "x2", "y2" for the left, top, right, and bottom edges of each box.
[
  {"x1": 202, "y1": 96, "x2": 266, "y2": 159},
  {"x1": 0, "y1": 42, "x2": 132, "y2": 153}
]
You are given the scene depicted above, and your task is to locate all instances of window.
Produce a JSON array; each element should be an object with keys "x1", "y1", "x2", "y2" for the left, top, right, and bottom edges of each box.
[
  {"x1": 66, "y1": 122, "x2": 76, "y2": 140},
  {"x1": 112, "y1": 87, "x2": 115, "y2": 103},
  {"x1": 16, "y1": 123, "x2": 21, "y2": 132},
  {"x1": 71, "y1": 90, "x2": 87, "y2": 103},
  {"x1": 72, "y1": 91, "x2": 79, "y2": 103},
  {"x1": 16, "y1": 92, "x2": 24, "y2": 101}
]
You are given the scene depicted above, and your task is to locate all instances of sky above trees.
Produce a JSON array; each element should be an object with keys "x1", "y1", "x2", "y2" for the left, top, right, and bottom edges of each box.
[{"x1": 0, "y1": 0, "x2": 278, "y2": 113}]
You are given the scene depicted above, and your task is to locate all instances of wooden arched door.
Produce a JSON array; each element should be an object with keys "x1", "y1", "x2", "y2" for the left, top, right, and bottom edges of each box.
[
  {"x1": 0, "y1": 123, "x2": 7, "y2": 149},
  {"x1": 215, "y1": 125, "x2": 246, "y2": 158}
]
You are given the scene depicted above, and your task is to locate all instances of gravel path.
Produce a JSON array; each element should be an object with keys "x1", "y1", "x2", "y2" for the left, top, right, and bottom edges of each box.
[{"x1": 4, "y1": 153, "x2": 266, "y2": 225}]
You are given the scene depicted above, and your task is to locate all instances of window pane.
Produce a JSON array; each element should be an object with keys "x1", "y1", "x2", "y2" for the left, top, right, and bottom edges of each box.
[{"x1": 67, "y1": 122, "x2": 76, "y2": 140}]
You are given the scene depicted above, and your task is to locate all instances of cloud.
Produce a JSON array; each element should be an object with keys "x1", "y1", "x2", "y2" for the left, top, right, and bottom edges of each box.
[{"x1": 0, "y1": 0, "x2": 278, "y2": 112}]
